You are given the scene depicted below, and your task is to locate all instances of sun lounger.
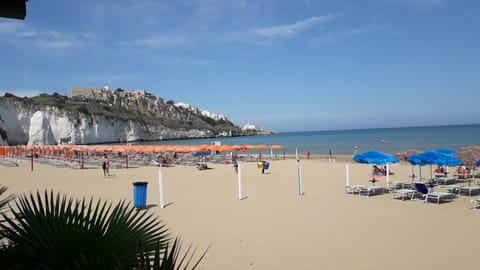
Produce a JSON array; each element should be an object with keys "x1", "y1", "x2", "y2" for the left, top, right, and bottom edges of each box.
[
  {"x1": 0, "y1": 159, "x2": 20, "y2": 167},
  {"x1": 439, "y1": 185, "x2": 461, "y2": 194},
  {"x1": 470, "y1": 198, "x2": 480, "y2": 211},
  {"x1": 435, "y1": 177, "x2": 458, "y2": 185},
  {"x1": 345, "y1": 184, "x2": 367, "y2": 195},
  {"x1": 392, "y1": 189, "x2": 416, "y2": 201},
  {"x1": 459, "y1": 186, "x2": 480, "y2": 196},
  {"x1": 358, "y1": 186, "x2": 385, "y2": 196},
  {"x1": 413, "y1": 183, "x2": 456, "y2": 204},
  {"x1": 390, "y1": 181, "x2": 414, "y2": 190}
]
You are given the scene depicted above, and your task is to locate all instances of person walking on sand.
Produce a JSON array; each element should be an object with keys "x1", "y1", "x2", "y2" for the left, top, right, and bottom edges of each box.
[
  {"x1": 102, "y1": 154, "x2": 110, "y2": 177},
  {"x1": 232, "y1": 158, "x2": 239, "y2": 174}
]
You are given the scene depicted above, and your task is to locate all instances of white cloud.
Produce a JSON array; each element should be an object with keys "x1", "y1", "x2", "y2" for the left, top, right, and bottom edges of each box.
[
  {"x1": 344, "y1": 26, "x2": 375, "y2": 37},
  {"x1": 369, "y1": 0, "x2": 447, "y2": 8},
  {"x1": 256, "y1": 15, "x2": 333, "y2": 39},
  {"x1": 132, "y1": 34, "x2": 190, "y2": 48},
  {"x1": 0, "y1": 21, "x2": 91, "y2": 50},
  {"x1": 0, "y1": 21, "x2": 23, "y2": 34}
]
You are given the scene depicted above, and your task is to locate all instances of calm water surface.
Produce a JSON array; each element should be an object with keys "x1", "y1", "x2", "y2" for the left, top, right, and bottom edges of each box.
[{"x1": 134, "y1": 124, "x2": 480, "y2": 155}]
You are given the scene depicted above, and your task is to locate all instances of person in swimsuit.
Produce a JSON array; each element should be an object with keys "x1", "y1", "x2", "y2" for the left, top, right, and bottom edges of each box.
[{"x1": 102, "y1": 154, "x2": 110, "y2": 177}]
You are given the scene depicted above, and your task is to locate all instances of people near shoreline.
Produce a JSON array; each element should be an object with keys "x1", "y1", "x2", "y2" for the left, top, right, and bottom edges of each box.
[
  {"x1": 382, "y1": 166, "x2": 394, "y2": 175},
  {"x1": 232, "y1": 158, "x2": 238, "y2": 174},
  {"x1": 196, "y1": 162, "x2": 209, "y2": 170},
  {"x1": 435, "y1": 166, "x2": 445, "y2": 174},
  {"x1": 456, "y1": 166, "x2": 468, "y2": 179},
  {"x1": 373, "y1": 165, "x2": 394, "y2": 176},
  {"x1": 102, "y1": 154, "x2": 110, "y2": 177}
]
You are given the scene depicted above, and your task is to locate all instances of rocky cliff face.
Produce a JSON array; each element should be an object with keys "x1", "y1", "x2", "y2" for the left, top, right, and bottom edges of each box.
[
  {"x1": 0, "y1": 92, "x2": 237, "y2": 145},
  {"x1": 0, "y1": 115, "x2": 7, "y2": 146}
]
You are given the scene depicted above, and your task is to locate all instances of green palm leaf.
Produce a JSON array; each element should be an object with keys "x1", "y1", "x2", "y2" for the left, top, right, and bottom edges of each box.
[
  {"x1": 0, "y1": 185, "x2": 15, "y2": 219},
  {"x1": 139, "y1": 237, "x2": 210, "y2": 270},
  {"x1": 1, "y1": 190, "x2": 170, "y2": 269}
]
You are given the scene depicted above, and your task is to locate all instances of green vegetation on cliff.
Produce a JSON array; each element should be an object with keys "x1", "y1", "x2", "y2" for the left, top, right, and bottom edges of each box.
[{"x1": 1, "y1": 92, "x2": 242, "y2": 136}]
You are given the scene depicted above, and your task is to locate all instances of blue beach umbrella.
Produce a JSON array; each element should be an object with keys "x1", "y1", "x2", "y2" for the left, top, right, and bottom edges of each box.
[
  {"x1": 407, "y1": 154, "x2": 426, "y2": 182},
  {"x1": 410, "y1": 151, "x2": 461, "y2": 181},
  {"x1": 353, "y1": 150, "x2": 400, "y2": 186},
  {"x1": 415, "y1": 151, "x2": 461, "y2": 166},
  {"x1": 435, "y1": 148, "x2": 457, "y2": 155},
  {"x1": 353, "y1": 150, "x2": 400, "y2": 165}
]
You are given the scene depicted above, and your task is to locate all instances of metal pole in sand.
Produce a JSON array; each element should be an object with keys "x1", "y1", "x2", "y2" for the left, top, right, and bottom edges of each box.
[
  {"x1": 297, "y1": 160, "x2": 303, "y2": 195},
  {"x1": 345, "y1": 163, "x2": 350, "y2": 192},
  {"x1": 386, "y1": 163, "x2": 390, "y2": 189},
  {"x1": 237, "y1": 163, "x2": 243, "y2": 200},
  {"x1": 31, "y1": 150, "x2": 34, "y2": 171},
  {"x1": 158, "y1": 169, "x2": 165, "y2": 208},
  {"x1": 295, "y1": 148, "x2": 298, "y2": 161}
]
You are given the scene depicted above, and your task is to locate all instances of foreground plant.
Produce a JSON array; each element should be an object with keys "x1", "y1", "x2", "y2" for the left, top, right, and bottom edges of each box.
[
  {"x1": 0, "y1": 186, "x2": 15, "y2": 218},
  {"x1": 0, "y1": 190, "x2": 207, "y2": 269}
]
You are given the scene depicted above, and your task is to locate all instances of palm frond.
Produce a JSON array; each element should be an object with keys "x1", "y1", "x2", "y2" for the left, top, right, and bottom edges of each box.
[
  {"x1": 0, "y1": 190, "x2": 170, "y2": 269},
  {"x1": 139, "y1": 237, "x2": 210, "y2": 270},
  {"x1": 0, "y1": 185, "x2": 16, "y2": 219}
]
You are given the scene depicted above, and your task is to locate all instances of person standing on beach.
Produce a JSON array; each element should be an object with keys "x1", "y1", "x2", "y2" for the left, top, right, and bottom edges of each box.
[
  {"x1": 232, "y1": 158, "x2": 238, "y2": 174},
  {"x1": 102, "y1": 154, "x2": 110, "y2": 177}
]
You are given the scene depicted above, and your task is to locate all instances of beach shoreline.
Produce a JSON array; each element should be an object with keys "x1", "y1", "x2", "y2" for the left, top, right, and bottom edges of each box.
[{"x1": 1, "y1": 157, "x2": 479, "y2": 270}]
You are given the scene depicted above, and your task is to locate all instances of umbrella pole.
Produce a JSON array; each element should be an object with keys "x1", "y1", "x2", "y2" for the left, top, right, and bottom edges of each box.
[
  {"x1": 386, "y1": 163, "x2": 390, "y2": 189},
  {"x1": 158, "y1": 169, "x2": 165, "y2": 208},
  {"x1": 411, "y1": 164, "x2": 415, "y2": 182},
  {"x1": 371, "y1": 165, "x2": 375, "y2": 186},
  {"x1": 238, "y1": 163, "x2": 243, "y2": 200},
  {"x1": 297, "y1": 160, "x2": 303, "y2": 195},
  {"x1": 472, "y1": 168, "x2": 476, "y2": 186},
  {"x1": 345, "y1": 163, "x2": 350, "y2": 193},
  {"x1": 430, "y1": 165, "x2": 433, "y2": 182}
]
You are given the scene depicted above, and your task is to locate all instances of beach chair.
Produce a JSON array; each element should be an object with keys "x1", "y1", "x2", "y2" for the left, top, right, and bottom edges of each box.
[
  {"x1": 413, "y1": 182, "x2": 456, "y2": 204},
  {"x1": 391, "y1": 188, "x2": 416, "y2": 201},
  {"x1": 358, "y1": 186, "x2": 385, "y2": 196},
  {"x1": 459, "y1": 186, "x2": 480, "y2": 196},
  {"x1": 470, "y1": 198, "x2": 480, "y2": 211},
  {"x1": 345, "y1": 184, "x2": 367, "y2": 195},
  {"x1": 435, "y1": 177, "x2": 458, "y2": 185}
]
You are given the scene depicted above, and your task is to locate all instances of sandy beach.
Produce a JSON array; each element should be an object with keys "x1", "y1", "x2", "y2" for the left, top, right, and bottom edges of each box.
[{"x1": 1, "y1": 156, "x2": 479, "y2": 270}]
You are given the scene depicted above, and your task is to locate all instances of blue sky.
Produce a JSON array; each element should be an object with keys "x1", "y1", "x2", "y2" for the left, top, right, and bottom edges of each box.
[{"x1": 1, "y1": 0, "x2": 479, "y2": 132}]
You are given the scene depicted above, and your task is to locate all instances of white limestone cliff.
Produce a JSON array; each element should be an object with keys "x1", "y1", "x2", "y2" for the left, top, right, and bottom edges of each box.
[
  {"x1": 0, "y1": 98, "x2": 210, "y2": 145},
  {"x1": 0, "y1": 116, "x2": 7, "y2": 146}
]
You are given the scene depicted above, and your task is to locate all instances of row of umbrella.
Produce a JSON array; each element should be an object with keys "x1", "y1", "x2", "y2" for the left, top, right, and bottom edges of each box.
[
  {"x1": 0, "y1": 144, "x2": 284, "y2": 156},
  {"x1": 353, "y1": 148, "x2": 477, "y2": 168},
  {"x1": 352, "y1": 148, "x2": 480, "y2": 187}
]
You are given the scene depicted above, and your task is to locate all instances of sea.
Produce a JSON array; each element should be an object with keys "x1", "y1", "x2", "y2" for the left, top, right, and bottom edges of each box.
[{"x1": 133, "y1": 124, "x2": 480, "y2": 156}]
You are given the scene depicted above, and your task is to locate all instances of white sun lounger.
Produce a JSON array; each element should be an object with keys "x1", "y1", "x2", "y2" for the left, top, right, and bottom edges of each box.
[
  {"x1": 470, "y1": 198, "x2": 480, "y2": 211},
  {"x1": 459, "y1": 186, "x2": 480, "y2": 196},
  {"x1": 358, "y1": 186, "x2": 385, "y2": 196},
  {"x1": 435, "y1": 177, "x2": 458, "y2": 185},
  {"x1": 345, "y1": 185, "x2": 367, "y2": 195},
  {"x1": 414, "y1": 183, "x2": 456, "y2": 204},
  {"x1": 392, "y1": 189, "x2": 416, "y2": 201}
]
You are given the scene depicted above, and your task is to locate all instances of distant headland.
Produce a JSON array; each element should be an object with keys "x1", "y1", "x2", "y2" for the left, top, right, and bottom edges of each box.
[{"x1": 0, "y1": 86, "x2": 274, "y2": 146}]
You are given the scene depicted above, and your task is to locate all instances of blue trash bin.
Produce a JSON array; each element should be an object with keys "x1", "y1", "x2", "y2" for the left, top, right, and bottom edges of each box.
[
  {"x1": 263, "y1": 161, "x2": 270, "y2": 170},
  {"x1": 133, "y1": 181, "x2": 148, "y2": 208}
]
